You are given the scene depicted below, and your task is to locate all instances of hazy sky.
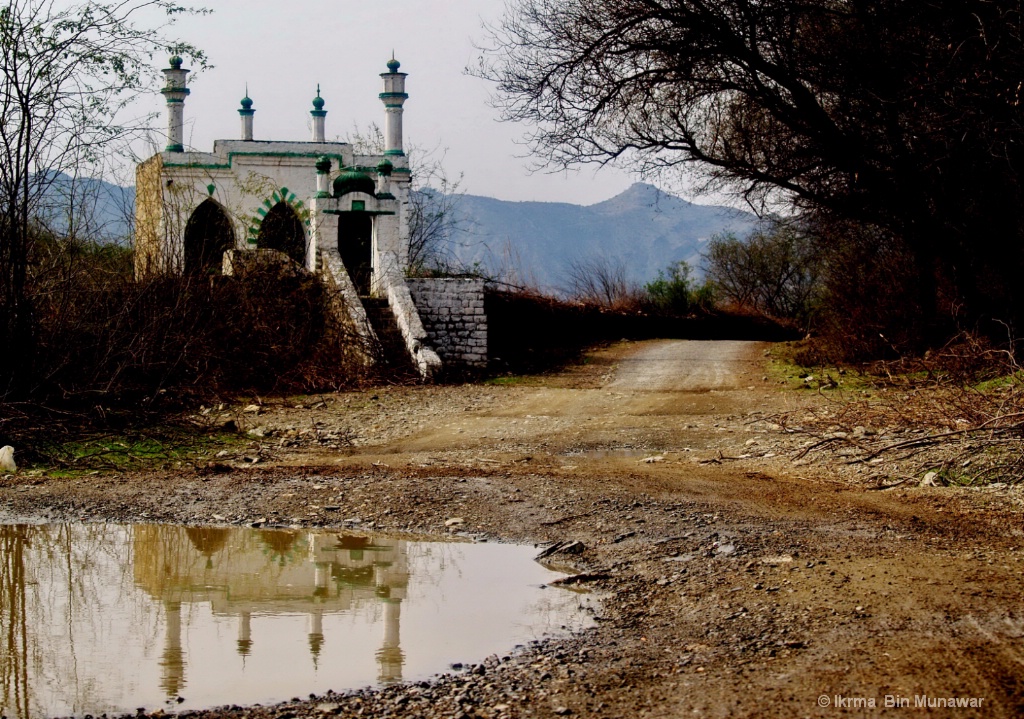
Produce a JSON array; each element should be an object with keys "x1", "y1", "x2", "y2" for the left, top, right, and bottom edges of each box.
[{"x1": 141, "y1": 0, "x2": 642, "y2": 205}]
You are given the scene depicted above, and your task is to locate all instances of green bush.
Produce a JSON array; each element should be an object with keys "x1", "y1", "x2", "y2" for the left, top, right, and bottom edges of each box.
[{"x1": 643, "y1": 261, "x2": 715, "y2": 315}]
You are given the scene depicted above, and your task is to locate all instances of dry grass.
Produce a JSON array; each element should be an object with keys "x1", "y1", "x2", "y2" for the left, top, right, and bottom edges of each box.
[{"x1": 772, "y1": 334, "x2": 1024, "y2": 486}]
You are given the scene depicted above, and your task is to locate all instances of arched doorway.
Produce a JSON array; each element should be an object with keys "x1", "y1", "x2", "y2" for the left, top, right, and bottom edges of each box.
[
  {"x1": 256, "y1": 201, "x2": 306, "y2": 264},
  {"x1": 183, "y1": 199, "x2": 234, "y2": 274},
  {"x1": 338, "y1": 212, "x2": 373, "y2": 295}
]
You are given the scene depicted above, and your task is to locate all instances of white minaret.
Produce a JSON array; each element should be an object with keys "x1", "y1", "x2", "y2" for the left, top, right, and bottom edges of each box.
[
  {"x1": 379, "y1": 56, "x2": 408, "y2": 157},
  {"x1": 161, "y1": 56, "x2": 190, "y2": 153},
  {"x1": 239, "y1": 88, "x2": 254, "y2": 141},
  {"x1": 311, "y1": 86, "x2": 326, "y2": 143}
]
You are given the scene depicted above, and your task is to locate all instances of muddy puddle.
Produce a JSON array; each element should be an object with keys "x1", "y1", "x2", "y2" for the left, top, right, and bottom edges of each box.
[{"x1": 0, "y1": 523, "x2": 593, "y2": 718}]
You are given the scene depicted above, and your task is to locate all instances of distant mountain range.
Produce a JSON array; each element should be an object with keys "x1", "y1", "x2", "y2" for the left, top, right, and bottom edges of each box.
[
  {"x1": 35, "y1": 172, "x2": 135, "y2": 244},
  {"x1": 37, "y1": 175, "x2": 756, "y2": 288},
  {"x1": 439, "y1": 183, "x2": 757, "y2": 291}
]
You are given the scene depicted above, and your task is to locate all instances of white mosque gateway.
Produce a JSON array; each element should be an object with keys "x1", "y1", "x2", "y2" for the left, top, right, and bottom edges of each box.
[{"x1": 135, "y1": 57, "x2": 487, "y2": 377}]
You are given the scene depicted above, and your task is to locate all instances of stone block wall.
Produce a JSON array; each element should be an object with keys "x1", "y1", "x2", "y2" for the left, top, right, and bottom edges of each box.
[{"x1": 406, "y1": 278, "x2": 487, "y2": 367}]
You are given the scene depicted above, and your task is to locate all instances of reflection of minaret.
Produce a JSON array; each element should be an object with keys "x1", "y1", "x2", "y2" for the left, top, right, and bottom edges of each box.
[
  {"x1": 376, "y1": 598, "x2": 404, "y2": 683},
  {"x1": 237, "y1": 610, "x2": 252, "y2": 658},
  {"x1": 160, "y1": 600, "x2": 186, "y2": 698},
  {"x1": 308, "y1": 608, "x2": 324, "y2": 666},
  {"x1": 309, "y1": 541, "x2": 330, "y2": 666}
]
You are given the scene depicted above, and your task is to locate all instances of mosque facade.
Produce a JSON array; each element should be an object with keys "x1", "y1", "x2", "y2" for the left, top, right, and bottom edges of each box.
[{"x1": 134, "y1": 57, "x2": 486, "y2": 377}]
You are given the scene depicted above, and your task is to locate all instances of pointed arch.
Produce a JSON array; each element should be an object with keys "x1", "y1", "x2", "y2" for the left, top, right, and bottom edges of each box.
[
  {"x1": 255, "y1": 200, "x2": 306, "y2": 264},
  {"x1": 183, "y1": 199, "x2": 235, "y2": 274}
]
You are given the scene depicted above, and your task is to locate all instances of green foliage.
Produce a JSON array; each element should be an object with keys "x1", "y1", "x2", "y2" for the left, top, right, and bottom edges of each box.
[
  {"x1": 29, "y1": 427, "x2": 243, "y2": 475},
  {"x1": 643, "y1": 261, "x2": 715, "y2": 315}
]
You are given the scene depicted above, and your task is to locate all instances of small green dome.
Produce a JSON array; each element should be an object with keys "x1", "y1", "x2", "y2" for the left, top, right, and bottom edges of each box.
[
  {"x1": 169, "y1": 55, "x2": 183, "y2": 70},
  {"x1": 315, "y1": 156, "x2": 332, "y2": 174},
  {"x1": 333, "y1": 170, "x2": 375, "y2": 197},
  {"x1": 376, "y1": 159, "x2": 393, "y2": 177},
  {"x1": 386, "y1": 57, "x2": 401, "y2": 73},
  {"x1": 312, "y1": 94, "x2": 325, "y2": 110},
  {"x1": 240, "y1": 95, "x2": 253, "y2": 110}
]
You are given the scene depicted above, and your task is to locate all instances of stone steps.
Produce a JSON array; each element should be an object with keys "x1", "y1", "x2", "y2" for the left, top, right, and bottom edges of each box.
[{"x1": 361, "y1": 297, "x2": 417, "y2": 379}]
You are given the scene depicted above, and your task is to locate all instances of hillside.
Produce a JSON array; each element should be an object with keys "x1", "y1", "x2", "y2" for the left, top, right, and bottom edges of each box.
[
  {"x1": 442, "y1": 183, "x2": 757, "y2": 290},
  {"x1": 37, "y1": 172, "x2": 135, "y2": 243}
]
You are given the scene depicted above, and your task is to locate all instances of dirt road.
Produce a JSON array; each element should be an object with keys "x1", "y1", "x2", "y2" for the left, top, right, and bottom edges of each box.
[{"x1": 3, "y1": 340, "x2": 1024, "y2": 718}]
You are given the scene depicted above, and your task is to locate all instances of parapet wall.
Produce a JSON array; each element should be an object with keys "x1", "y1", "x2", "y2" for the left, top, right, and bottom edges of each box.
[{"x1": 406, "y1": 278, "x2": 487, "y2": 367}]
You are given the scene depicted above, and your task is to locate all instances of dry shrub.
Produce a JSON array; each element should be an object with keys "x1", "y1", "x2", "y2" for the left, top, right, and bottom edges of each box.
[
  {"x1": 1, "y1": 239, "x2": 367, "y2": 444},
  {"x1": 775, "y1": 332, "x2": 1024, "y2": 485},
  {"x1": 563, "y1": 255, "x2": 645, "y2": 312}
]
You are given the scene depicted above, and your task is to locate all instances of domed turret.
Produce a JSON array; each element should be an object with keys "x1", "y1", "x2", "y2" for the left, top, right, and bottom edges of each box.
[{"x1": 333, "y1": 170, "x2": 376, "y2": 197}]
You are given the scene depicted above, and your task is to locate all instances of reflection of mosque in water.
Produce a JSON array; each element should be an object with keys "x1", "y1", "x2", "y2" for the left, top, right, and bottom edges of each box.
[{"x1": 132, "y1": 526, "x2": 409, "y2": 697}]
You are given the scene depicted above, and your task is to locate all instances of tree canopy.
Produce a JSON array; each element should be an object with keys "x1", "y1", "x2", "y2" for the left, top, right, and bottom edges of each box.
[{"x1": 484, "y1": 0, "x2": 1024, "y2": 343}]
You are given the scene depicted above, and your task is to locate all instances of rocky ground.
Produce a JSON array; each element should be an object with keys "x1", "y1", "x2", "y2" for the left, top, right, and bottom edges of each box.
[{"x1": 3, "y1": 339, "x2": 1024, "y2": 718}]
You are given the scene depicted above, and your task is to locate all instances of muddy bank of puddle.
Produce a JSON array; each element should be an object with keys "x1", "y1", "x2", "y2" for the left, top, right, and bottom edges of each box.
[{"x1": 0, "y1": 523, "x2": 593, "y2": 718}]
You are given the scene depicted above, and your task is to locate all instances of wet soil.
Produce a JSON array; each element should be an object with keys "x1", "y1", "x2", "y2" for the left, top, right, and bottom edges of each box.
[{"x1": 3, "y1": 339, "x2": 1024, "y2": 718}]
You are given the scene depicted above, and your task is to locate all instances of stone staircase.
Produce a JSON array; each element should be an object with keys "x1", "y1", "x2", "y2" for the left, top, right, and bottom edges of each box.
[{"x1": 361, "y1": 297, "x2": 417, "y2": 378}]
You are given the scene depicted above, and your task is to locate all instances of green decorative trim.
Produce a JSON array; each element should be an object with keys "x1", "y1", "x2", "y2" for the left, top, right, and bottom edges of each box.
[
  {"x1": 375, "y1": 192, "x2": 395, "y2": 200},
  {"x1": 206, "y1": 183, "x2": 215, "y2": 196},
  {"x1": 163, "y1": 150, "x2": 350, "y2": 170},
  {"x1": 310, "y1": 110, "x2": 327, "y2": 118},
  {"x1": 238, "y1": 109, "x2": 255, "y2": 117},
  {"x1": 161, "y1": 91, "x2": 190, "y2": 99},
  {"x1": 323, "y1": 209, "x2": 395, "y2": 216},
  {"x1": 247, "y1": 187, "x2": 311, "y2": 241},
  {"x1": 165, "y1": 143, "x2": 184, "y2": 152},
  {"x1": 384, "y1": 149, "x2": 405, "y2": 156},
  {"x1": 379, "y1": 92, "x2": 409, "y2": 100}
]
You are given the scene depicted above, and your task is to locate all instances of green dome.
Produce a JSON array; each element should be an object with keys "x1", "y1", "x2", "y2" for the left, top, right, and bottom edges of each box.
[
  {"x1": 169, "y1": 55, "x2": 183, "y2": 69},
  {"x1": 386, "y1": 57, "x2": 401, "y2": 73},
  {"x1": 333, "y1": 170, "x2": 375, "y2": 197},
  {"x1": 312, "y1": 94, "x2": 325, "y2": 110},
  {"x1": 240, "y1": 95, "x2": 253, "y2": 110},
  {"x1": 376, "y1": 159, "x2": 393, "y2": 176}
]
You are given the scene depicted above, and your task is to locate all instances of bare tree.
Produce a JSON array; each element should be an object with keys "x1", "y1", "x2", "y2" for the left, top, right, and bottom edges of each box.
[
  {"x1": 704, "y1": 221, "x2": 823, "y2": 323},
  {"x1": 564, "y1": 254, "x2": 639, "y2": 309},
  {"x1": 0, "y1": 0, "x2": 207, "y2": 396},
  {"x1": 481, "y1": 0, "x2": 1024, "y2": 343}
]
